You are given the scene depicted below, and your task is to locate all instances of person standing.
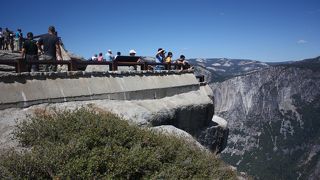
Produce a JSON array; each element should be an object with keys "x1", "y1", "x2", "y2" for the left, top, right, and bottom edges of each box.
[
  {"x1": 9, "y1": 30, "x2": 14, "y2": 52},
  {"x1": 0, "y1": 28, "x2": 3, "y2": 50},
  {"x1": 3, "y1": 28, "x2": 10, "y2": 50},
  {"x1": 15, "y1": 29, "x2": 23, "y2": 51},
  {"x1": 37, "y1": 26, "x2": 63, "y2": 71},
  {"x1": 18, "y1": 29, "x2": 23, "y2": 51},
  {"x1": 22, "y1": 32, "x2": 38, "y2": 72},
  {"x1": 106, "y1": 49, "x2": 114, "y2": 61}
]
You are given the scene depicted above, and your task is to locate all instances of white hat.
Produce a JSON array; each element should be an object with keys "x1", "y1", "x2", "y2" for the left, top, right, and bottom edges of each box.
[
  {"x1": 129, "y1": 49, "x2": 136, "y2": 54},
  {"x1": 107, "y1": 49, "x2": 112, "y2": 52}
]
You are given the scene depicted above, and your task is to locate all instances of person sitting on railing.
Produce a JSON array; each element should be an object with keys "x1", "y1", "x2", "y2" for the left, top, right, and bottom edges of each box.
[
  {"x1": 165, "y1": 52, "x2": 173, "y2": 70},
  {"x1": 22, "y1": 32, "x2": 38, "y2": 72},
  {"x1": 129, "y1": 49, "x2": 136, "y2": 56},
  {"x1": 97, "y1": 52, "x2": 104, "y2": 62},
  {"x1": 37, "y1": 26, "x2": 63, "y2": 72},
  {"x1": 106, "y1": 49, "x2": 114, "y2": 61},
  {"x1": 175, "y1": 55, "x2": 192, "y2": 70},
  {"x1": 129, "y1": 49, "x2": 140, "y2": 70},
  {"x1": 91, "y1": 54, "x2": 98, "y2": 61},
  {"x1": 155, "y1": 48, "x2": 165, "y2": 70},
  {"x1": 114, "y1": 51, "x2": 121, "y2": 60}
]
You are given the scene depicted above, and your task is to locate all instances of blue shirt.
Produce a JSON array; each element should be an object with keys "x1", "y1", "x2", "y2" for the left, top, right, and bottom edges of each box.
[
  {"x1": 15, "y1": 32, "x2": 20, "y2": 39},
  {"x1": 156, "y1": 55, "x2": 163, "y2": 63},
  {"x1": 106, "y1": 53, "x2": 114, "y2": 61}
]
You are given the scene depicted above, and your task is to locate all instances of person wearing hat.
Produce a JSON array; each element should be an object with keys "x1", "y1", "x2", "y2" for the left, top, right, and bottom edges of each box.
[
  {"x1": 155, "y1": 48, "x2": 165, "y2": 63},
  {"x1": 106, "y1": 49, "x2": 114, "y2": 61},
  {"x1": 129, "y1": 50, "x2": 141, "y2": 70},
  {"x1": 155, "y1": 48, "x2": 165, "y2": 70},
  {"x1": 129, "y1": 49, "x2": 136, "y2": 56},
  {"x1": 38, "y1": 26, "x2": 63, "y2": 71}
]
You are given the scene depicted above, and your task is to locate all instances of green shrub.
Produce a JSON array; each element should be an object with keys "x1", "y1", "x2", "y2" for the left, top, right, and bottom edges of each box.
[{"x1": 0, "y1": 108, "x2": 236, "y2": 179}]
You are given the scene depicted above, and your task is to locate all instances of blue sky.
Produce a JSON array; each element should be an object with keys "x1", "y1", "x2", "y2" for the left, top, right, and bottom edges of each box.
[{"x1": 1, "y1": 0, "x2": 319, "y2": 62}]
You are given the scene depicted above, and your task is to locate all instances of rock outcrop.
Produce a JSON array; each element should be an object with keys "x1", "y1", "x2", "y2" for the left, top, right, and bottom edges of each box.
[
  {"x1": 0, "y1": 63, "x2": 229, "y2": 154},
  {"x1": 0, "y1": 87, "x2": 228, "y2": 153}
]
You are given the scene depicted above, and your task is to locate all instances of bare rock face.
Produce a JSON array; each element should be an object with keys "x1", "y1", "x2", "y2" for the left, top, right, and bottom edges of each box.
[
  {"x1": 211, "y1": 58, "x2": 320, "y2": 179},
  {"x1": 151, "y1": 125, "x2": 207, "y2": 151},
  {"x1": 0, "y1": 50, "x2": 21, "y2": 60},
  {"x1": 197, "y1": 115, "x2": 229, "y2": 153},
  {"x1": 0, "y1": 50, "x2": 20, "y2": 72},
  {"x1": 0, "y1": 82, "x2": 229, "y2": 154}
]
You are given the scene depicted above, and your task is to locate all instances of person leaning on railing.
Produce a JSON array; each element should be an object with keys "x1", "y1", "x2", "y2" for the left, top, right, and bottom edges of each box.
[{"x1": 21, "y1": 32, "x2": 38, "y2": 72}]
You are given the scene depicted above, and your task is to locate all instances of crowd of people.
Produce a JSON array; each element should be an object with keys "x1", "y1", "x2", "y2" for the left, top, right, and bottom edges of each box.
[
  {"x1": 90, "y1": 50, "x2": 130, "y2": 62},
  {"x1": 0, "y1": 27, "x2": 23, "y2": 52},
  {"x1": 0, "y1": 26, "x2": 63, "y2": 72},
  {"x1": 1, "y1": 26, "x2": 192, "y2": 72},
  {"x1": 89, "y1": 48, "x2": 192, "y2": 70}
]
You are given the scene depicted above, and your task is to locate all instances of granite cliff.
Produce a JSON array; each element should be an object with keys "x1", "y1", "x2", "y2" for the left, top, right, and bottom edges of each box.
[{"x1": 206, "y1": 57, "x2": 320, "y2": 179}]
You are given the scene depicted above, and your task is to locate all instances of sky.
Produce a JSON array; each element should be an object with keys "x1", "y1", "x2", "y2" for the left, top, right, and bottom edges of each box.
[{"x1": 1, "y1": 0, "x2": 319, "y2": 62}]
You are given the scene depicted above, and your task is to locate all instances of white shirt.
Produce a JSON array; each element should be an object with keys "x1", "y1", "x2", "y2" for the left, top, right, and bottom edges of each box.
[{"x1": 91, "y1": 56, "x2": 98, "y2": 61}]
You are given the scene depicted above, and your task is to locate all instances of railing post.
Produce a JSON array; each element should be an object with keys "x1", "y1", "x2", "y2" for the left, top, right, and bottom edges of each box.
[
  {"x1": 143, "y1": 62, "x2": 147, "y2": 70},
  {"x1": 196, "y1": 75, "x2": 205, "y2": 82},
  {"x1": 70, "y1": 59, "x2": 78, "y2": 71},
  {"x1": 16, "y1": 59, "x2": 28, "y2": 73},
  {"x1": 166, "y1": 63, "x2": 171, "y2": 70},
  {"x1": 113, "y1": 62, "x2": 118, "y2": 71},
  {"x1": 109, "y1": 62, "x2": 113, "y2": 71}
]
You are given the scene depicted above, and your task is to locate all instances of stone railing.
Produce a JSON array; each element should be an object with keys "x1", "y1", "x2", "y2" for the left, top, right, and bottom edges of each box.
[{"x1": 0, "y1": 70, "x2": 200, "y2": 110}]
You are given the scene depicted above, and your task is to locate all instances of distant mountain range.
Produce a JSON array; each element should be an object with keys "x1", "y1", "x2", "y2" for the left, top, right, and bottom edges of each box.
[
  {"x1": 189, "y1": 58, "x2": 269, "y2": 82},
  {"x1": 193, "y1": 56, "x2": 320, "y2": 179}
]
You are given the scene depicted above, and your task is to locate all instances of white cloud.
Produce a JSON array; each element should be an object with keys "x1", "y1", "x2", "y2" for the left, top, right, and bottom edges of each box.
[{"x1": 297, "y1": 39, "x2": 307, "y2": 44}]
